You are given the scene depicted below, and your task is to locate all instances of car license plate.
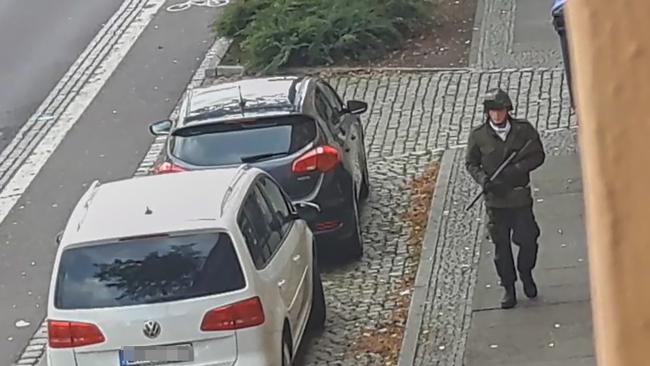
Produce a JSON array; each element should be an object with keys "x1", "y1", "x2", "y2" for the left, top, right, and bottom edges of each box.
[{"x1": 119, "y1": 344, "x2": 194, "y2": 365}]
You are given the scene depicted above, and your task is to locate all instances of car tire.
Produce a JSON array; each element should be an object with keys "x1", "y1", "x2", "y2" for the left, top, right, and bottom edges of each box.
[
  {"x1": 346, "y1": 188, "x2": 364, "y2": 260},
  {"x1": 282, "y1": 336, "x2": 292, "y2": 366},
  {"x1": 308, "y1": 253, "x2": 326, "y2": 331}
]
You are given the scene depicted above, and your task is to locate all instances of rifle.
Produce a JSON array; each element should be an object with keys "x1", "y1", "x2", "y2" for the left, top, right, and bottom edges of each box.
[{"x1": 465, "y1": 139, "x2": 533, "y2": 211}]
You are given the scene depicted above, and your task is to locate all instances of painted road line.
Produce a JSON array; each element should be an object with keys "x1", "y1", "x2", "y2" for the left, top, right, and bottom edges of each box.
[
  {"x1": 0, "y1": 0, "x2": 163, "y2": 217},
  {"x1": 165, "y1": 0, "x2": 231, "y2": 13},
  {"x1": 0, "y1": 0, "x2": 147, "y2": 186},
  {"x1": 6, "y1": 0, "x2": 166, "y2": 364},
  {"x1": 12, "y1": 36, "x2": 232, "y2": 366}
]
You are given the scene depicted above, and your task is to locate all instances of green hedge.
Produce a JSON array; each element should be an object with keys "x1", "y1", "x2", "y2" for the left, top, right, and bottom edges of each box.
[{"x1": 215, "y1": 0, "x2": 433, "y2": 72}]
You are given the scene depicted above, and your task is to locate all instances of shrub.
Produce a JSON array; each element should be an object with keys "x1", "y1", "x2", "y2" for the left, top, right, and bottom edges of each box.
[{"x1": 215, "y1": 0, "x2": 433, "y2": 72}]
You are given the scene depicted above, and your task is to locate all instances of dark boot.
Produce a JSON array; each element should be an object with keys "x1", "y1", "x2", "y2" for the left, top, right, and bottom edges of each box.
[
  {"x1": 521, "y1": 273, "x2": 538, "y2": 299},
  {"x1": 501, "y1": 285, "x2": 517, "y2": 309}
]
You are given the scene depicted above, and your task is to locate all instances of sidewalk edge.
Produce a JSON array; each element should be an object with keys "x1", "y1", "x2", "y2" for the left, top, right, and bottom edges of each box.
[
  {"x1": 468, "y1": 0, "x2": 488, "y2": 68},
  {"x1": 455, "y1": 202, "x2": 486, "y2": 366},
  {"x1": 397, "y1": 149, "x2": 456, "y2": 366}
]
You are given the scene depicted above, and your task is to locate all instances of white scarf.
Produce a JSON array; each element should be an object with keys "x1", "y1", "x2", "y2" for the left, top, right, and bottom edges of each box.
[{"x1": 490, "y1": 120, "x2": 511, "y2": 141}]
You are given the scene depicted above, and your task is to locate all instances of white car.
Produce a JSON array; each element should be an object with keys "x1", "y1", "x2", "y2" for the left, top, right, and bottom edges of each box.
[{"x1": 45, "y1": 165, "x2": 326, "y2": 366}]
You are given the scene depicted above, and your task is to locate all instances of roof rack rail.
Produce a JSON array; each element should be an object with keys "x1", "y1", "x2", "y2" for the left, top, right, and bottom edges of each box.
[
  {"x1": 288, "y1": 77, "x2": 303, "y2": 104},
  {"x1": 178, "y1": 87, "x2": 194, "y2": 120},
  {"x1": 292, "y1": 77, "x2": 309, "y2": 108},
  {"x1": 220, "y1": 164, "x2": 252, "y2": 216}
]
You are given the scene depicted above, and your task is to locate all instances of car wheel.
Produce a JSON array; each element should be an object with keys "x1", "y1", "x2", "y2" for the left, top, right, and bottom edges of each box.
[
  {"x1": 282, "y1": 334, "x2": 292, "y2": 366},
  {"x1": 308, "y1": 253, "x2": 326, "y2": 331},
  {"x1": 346, "y1": 187, "x2": 364, "y2": 260}
]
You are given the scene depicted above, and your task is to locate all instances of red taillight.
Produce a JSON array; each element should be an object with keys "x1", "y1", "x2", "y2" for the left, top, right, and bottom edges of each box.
[
  {"x1": 153, "y1": 161, "x2": 187, "y2": 174},
  {"x1": 47, "y1": 320, "x2": 105, "y2": 348},
  {"x1": 315, "y1": 220, "x2": 342, "y2": 232},
  {"x1": 201, "y1": 297, "x2": 265, "y2": 331},
  {"x1": 292, "y1": 145, "x2": 340, "y2": 174}
]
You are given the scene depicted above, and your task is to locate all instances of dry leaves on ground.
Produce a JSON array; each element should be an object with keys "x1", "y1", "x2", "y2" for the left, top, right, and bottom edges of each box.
[{"x1": 350, "y1": 162, "x2": 440, "y2": 365}]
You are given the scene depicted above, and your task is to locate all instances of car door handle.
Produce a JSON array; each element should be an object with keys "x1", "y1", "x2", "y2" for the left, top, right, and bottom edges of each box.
[
  {"x1": 292, "y1": 254, "x2": 301, "y2": 262},
  {"x1": 278, "y1": 279, "x2": 286, "y2": 287}
]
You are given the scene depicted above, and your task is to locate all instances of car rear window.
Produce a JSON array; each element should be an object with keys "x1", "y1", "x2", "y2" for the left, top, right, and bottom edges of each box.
[
  {"x1": 170, "y1": 115, "x2": 317, "y2": 166},
  {"x1": 54, "y1": 232, "x2": 246, "y2": 309}
]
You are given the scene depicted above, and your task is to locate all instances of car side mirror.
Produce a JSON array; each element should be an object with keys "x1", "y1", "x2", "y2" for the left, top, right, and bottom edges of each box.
[
  {"x1": 56, "y1": 231, "x2": 63, "y2": 245},
  {"x1": 345, "y1": 100, "x2": 368, "y2": 115},
  {"x1": 292, "y1": 201, "x2": 321, "y2": 222},
  {"x1": 149, "y1": 119, "x2": 173, "y2": 136}
]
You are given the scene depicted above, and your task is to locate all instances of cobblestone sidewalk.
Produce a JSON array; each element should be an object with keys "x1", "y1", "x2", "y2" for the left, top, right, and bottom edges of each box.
[{"x1": 326, "y1": 68, "x2": 575, "y2": 159}]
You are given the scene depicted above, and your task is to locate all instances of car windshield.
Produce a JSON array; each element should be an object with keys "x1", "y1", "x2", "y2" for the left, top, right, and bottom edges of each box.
[
  {"x1": 54, "y1": 232, "x2": 245, "y2": 309},
  {"x1": 170, "y1": 115, "x2": 317, "y2": 166}
]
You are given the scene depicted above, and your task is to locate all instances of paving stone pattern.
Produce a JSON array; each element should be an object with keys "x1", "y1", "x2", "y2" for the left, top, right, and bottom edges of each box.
[
  {"x1": 300, "y1": 149, "x2": 442, "y2": 366},
  {"x1": 326, "y1": 69, "x2": 576, "y2": 159},
  {"x1": 412, "y1": 129, "x2": 579, "y2": 366}
]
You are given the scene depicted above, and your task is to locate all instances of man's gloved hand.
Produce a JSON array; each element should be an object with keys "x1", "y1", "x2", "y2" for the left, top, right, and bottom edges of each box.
[{"x1": 501, "y1": 163, "x2": 525, "y2": 181}]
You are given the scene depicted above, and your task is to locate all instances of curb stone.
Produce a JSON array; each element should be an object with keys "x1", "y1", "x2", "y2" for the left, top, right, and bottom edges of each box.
[
  {"x1": 468, "y1": 0, "x2": 487, "y2": 67},
  {"x1": 213, "y1": 65, "x2": 245, "y2": 77},
  {"x1": 202, "y1": 37, "x2": 236, "y2": 79},
  {"x1": 397, "y1": 149, "x2": 455, "y2": 366}
]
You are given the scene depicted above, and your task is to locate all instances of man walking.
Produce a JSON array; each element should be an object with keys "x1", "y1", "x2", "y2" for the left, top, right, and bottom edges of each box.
[{"x1": 465, "y1": 88, "x2": 546, "y2": 309}]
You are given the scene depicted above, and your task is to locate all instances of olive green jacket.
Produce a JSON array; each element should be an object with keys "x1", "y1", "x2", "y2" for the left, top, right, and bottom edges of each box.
[{"x1": 465, "y1": 118, "x2": 546, "y2": 208}]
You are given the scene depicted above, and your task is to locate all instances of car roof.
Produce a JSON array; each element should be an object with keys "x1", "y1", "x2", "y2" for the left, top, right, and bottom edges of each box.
[
  {"x1": 178, "y1": 76, "x2": 310, "y2": 128},
  {"x1": 60, "y1": 167, "x2": 258, "y2": 248}
]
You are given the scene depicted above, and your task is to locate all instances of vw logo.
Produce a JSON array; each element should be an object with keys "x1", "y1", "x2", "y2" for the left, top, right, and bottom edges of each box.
[{"x1": 142, "y1": 320, "x2": 161, "y2": 339}]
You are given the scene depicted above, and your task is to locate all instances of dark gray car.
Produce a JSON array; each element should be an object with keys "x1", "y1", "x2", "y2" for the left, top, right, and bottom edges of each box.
[{"x1": 149, "y1": 76, "x2": 370, "y2": 260}]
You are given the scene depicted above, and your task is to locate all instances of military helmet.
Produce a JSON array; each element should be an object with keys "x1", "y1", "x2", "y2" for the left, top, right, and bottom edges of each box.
[{"x1": 482, "y1": 88, "x2": 513, "y2": 112}]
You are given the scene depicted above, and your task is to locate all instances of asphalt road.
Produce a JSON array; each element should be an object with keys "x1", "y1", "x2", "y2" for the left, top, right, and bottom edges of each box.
[
  {"x1": 0, "y1": 0, "x2": 123, "y2": 153},
  {"x1": 0, "y1": 3, "x2": 224, "y2": 363}
]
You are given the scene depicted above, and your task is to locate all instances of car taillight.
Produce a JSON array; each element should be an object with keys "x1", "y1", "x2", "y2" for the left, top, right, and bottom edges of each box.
[
  {"x1": 153, "y1": 161, "x2": 187, "y2": 174},
  {"x1": 48, "y1": 320, "x2": 105, "y2": 348},
  {"x1": 292, "y1": 145, "x2": 340, "y2": 174},
  {"x1": 315, "y1": 220, "x2": 342, "y2": 232},
  {"x1": 201, "y1": 297, "x2": 265, "y2": 331}
]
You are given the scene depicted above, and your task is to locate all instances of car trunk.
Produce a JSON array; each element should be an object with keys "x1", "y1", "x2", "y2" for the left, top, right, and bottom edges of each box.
[
  {"x1": 168, "y1": 114, "x2": 324, "y2": 200},
  {"x1": 246, "y1": 148, "x2": 323, "y2": 200},
  {"x1": 71, "y1": 298, "x2": 240, "y2": 365},
  {"x1": 51, "y1": 232, "x2": 249, "y2": 366}
]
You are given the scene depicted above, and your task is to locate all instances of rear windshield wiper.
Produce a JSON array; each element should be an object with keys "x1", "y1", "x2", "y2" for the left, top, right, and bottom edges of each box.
[{"x1": 240, "y1": 152, "x2": 289, "y2": 163}]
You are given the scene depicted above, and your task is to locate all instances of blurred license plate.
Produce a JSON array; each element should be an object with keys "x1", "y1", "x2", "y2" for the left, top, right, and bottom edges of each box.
[{"x1": 119, "y1": 344, "x2": 193, "y2": 365}]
